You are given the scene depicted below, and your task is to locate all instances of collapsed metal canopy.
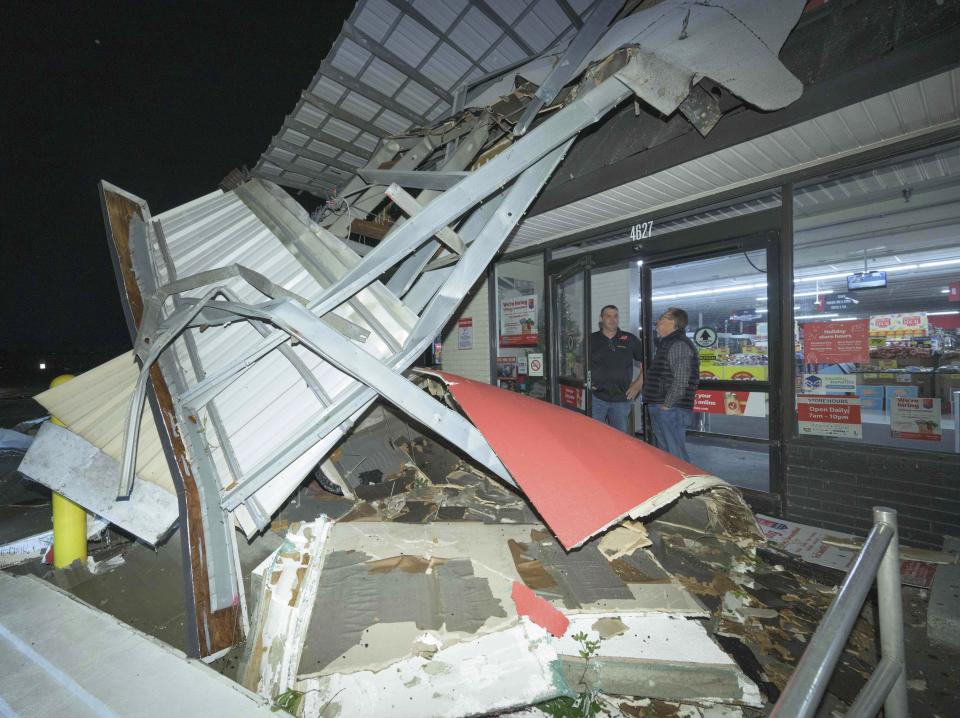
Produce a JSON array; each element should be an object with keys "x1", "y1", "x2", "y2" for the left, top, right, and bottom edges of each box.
[
  {"x1": 70, "y1": 0, "x2": 807, "y2": 660},
  {"x1": 253, "y1": 0, "x2": 601, "y2": 198}
]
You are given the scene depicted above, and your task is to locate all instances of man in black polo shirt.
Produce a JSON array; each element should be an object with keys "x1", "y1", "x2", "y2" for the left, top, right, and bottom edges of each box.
[
  {"x1": 642, "y1": 307, "x2": 699, "y2": 461},
  {"x1": 590, "y1": 305, "x2": 643, "y2": 433}
]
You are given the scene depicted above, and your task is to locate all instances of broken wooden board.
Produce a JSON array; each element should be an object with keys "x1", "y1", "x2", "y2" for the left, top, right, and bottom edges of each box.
[
  {"x1": 19, "y1": 422, "x2": 178, "y2": 545},
  {"x1": 419, "y1": 371, "x2": 726, "y2": 549}
]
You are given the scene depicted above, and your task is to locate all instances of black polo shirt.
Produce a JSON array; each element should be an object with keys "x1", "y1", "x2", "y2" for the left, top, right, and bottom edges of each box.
[{"x1": 590, "y1": 329, "x2": 643, "y2": 402}]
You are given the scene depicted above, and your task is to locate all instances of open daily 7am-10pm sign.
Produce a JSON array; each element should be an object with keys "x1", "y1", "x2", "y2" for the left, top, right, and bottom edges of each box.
[{"x1": 797, "y1": 396, "x2": 863, "y2": 439}]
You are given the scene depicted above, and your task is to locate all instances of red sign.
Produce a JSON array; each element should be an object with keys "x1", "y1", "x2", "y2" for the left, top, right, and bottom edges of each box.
[
  {"x1": 797, "y1": 396, "x2": 862, "y2": 438},
  {"x1": 694, "y1": 390, "x2": 749, "y2": 415},
  {"x1": 559, "y1": 384, "x2": 584, "y2": 410},
  {"x1": 802, "y1": 319, "x2": 870, "y2": 364}
]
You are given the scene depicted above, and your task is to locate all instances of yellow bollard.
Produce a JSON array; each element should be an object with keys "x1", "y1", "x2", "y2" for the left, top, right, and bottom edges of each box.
[{"x1": 48, "y1": 374, "x2": 87, "y2": 568}]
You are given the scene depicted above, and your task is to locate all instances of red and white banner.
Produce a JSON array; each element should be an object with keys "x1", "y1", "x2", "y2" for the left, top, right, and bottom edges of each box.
[
  {"x1": 802, "y1": 319, "x2": 870, "y2": 364},
  {"x1": 797, "y1": 395, "x2": 862, "y2": 438},
  {"x1": 559, "y1": 384, "x2": 585, "y2": 411},
  {"x1": 694, "y1": 390, "x2": 765, "y2": 417},
  {"x1": 890, "y1": 397, "x2": 942, "y2": 442},
  {"x1": 499, "y1": 295, "x2": 539, "y2": 347}
]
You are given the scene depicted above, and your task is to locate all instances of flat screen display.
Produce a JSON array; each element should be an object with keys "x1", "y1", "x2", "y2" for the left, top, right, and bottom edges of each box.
[{"x1": 847, "y1": 271, "x2": 887, "y2": 290}]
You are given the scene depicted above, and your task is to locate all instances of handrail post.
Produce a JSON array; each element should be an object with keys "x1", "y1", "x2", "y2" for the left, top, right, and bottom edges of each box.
[{"x1": 873, "y1": 506, "x2": 908, "y2": 718}]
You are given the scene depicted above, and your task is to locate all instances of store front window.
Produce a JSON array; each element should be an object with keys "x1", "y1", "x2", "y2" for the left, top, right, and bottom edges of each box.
[
  {"x1": 495, "y1": 255, "x2": 547, "y2": 399},
  {"x1": 793, "y1": 142, "x2": 960, "y2": 453}
]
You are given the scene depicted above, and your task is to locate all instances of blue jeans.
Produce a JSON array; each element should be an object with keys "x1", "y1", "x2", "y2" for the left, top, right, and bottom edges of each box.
[
  {"x1": 648, "y1": 405, "x2": 693, "y2": 462},
  {"x1": 591, "y1": 397, "x2": 633, "y2": 434}
]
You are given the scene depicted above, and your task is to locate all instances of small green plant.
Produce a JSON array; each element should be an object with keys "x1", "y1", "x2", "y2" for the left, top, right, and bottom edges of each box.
[{"x1": 539, "y1": 631, "x2": 606, "y2": 718}]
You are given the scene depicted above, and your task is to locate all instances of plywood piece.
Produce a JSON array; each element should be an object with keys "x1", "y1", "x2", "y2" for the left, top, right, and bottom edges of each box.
[{"x1": 421, "y1": 371, "x2": 725, "y2": 549}]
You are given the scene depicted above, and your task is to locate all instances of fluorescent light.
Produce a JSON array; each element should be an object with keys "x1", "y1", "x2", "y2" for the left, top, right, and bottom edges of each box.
[
  {"x1": 928, "y1": 310, "x2": 959, "y2": 316},
  {"x1": 755, "y1": 308, "x2": 768, "y2": 314},
  {"x1": 793, "y1": 289, "x2": 835, "y2": 298},
  {"x1": 795, "y1": 272, "x2": 850, "y2": 282},
  {"x1": 942, "y1": 289, "x2": 951, "y2": 294},
  {"x1": 882, "y1": 264, "x2": 918, "y2": 273},
  {"x1": 652, "y1": 282, "x2": 767, "y2": 301},
  {"x1": 831, "y1": 317, "x2": 859, "y2": 322},
  {"x1": 919, "y1": 259, "x2": 960, "y2": 268},
  {"x1": 796, "y1": 313, "x2": 839, "y2": 320}
]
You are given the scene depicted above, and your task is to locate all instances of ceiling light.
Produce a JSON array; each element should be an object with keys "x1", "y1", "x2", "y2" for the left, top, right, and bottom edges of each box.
[
  {"x1": 796, "y1": 313, "x2": 839, "y2": 320},
  {"x1": 794, "y1": 289, "x2": 835, "y2": 298},
  {"x1": 919, "y1": 259, "x2": 960, "y2": 268},
  {"x1": 941, "y1": 289, "x2": 951, "y2": 294},
  {"x1": 928, "y1": 310, "x2": 959, "y2": 316},
  {"x1": 831, "y1": 317, "x2": 860, "y2": 322},
  {"x1": 795, "y1": 272, "x2": 850, "y2": 282}
]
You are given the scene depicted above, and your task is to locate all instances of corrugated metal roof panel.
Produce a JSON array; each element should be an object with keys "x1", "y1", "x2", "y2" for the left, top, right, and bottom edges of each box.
[
  {"x1": 360, "y1": 56, "x2": 408, "y2": 97},
  {"x1": 355, "y1": 0, "x2": 400, "y2": 41},
  {"x1": 384, "y1": 15, "x2": 436, "y2": 67},
  {"x1": 330, "y1": 38, "x2": 371, "y2": 76},
  {"x1": 450, "y1": 7, "x2": 499, "y2": 60},
  {"x1": 256, "y1": 0, "x2": 592, "y2": 196},
  {"x1": 395, "y1": 80, "x2": 440, "y2": 116},
  {"x1": 413, "y1": 0, "x2": 467, "y2": 32},
  {"x1": 420, "y1": 43, "x2": 474, "y2": 87},
  {"x1": 373, "y1": 108, "x2": 410, "y2": 134},
  {"x1": 340, "y1": 91, "x2": 380, "y2": 121},
  {"x1": 310, "y1": 76, "x2": 348, "y2": 104}
]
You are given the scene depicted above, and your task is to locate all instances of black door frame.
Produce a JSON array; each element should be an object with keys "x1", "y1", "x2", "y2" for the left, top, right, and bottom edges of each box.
[
  {"x1": 547, "y1": 210, "x2": 785, "y2": 508},
  {"x1": 549, "y1": 258, "x2": 592, "y2": 415}
]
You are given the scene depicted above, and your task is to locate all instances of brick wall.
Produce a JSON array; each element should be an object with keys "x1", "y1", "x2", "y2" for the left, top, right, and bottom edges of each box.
[
  {"x1": 440, "y1": 277, "x2": 491, "y2": 382},
  {"x1": 785, "y1": 441, "x2": 960, "y2": 548}
]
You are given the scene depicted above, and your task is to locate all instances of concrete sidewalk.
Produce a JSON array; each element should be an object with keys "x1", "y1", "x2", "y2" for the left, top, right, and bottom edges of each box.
[{"x1": 0, "y1": 573, "x2": 281, "y2": 717}]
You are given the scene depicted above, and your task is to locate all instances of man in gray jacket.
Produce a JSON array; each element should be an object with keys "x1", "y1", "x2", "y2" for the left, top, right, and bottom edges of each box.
[{"x1": 642, "y1": 307, "x2": 699, "y2": 461}]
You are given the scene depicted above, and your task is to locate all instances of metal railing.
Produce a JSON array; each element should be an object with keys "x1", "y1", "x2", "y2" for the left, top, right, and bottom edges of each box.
[{"x1": 771, "y1": 507, "x2": 908, "y2": 718}]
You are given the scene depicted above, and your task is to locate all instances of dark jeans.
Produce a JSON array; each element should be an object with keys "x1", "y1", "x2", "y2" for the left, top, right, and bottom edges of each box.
[
  {"x1": 648, "y1": 404, "x2": 693, "y2": 462},
  {"x1": 591, "y1": 397, "x2": 633, "y2": 434}
]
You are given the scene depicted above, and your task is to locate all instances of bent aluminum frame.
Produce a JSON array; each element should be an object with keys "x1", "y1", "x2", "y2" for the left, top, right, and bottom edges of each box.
[{"x1": 102, "y1": 2, "x2": 807, "y2": 652}]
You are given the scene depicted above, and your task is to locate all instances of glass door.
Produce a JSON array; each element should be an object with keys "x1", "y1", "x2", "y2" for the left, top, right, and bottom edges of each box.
[
  {"x1": 551, "y1": 262, "x2": 590, "y2": 414},
  {"x1": 646, "y1": 238, "x2": 779, "y2": 492}
]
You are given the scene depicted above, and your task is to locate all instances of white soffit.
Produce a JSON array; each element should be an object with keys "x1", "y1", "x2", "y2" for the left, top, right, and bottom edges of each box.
[{"x1": 508, "y1": 66, "x2": 960, "y2": 250}]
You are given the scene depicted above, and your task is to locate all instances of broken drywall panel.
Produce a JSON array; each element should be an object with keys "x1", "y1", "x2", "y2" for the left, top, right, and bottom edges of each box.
[
  {"x1": 419, "y1": 371, "x2": 726, "y2": 549},
  {"x1": 283, "y1": 521, "x2": 708, "y2": 682},
  {"x1": 33, "y1": 352, "x2": 174, "y2": 493},
  {"x1": 598, "y1": 521, "x2": 652, "y2": 561},
  {"x1": 295, "y1": 522, "x2": 530, "y2": 678},
  {"x1": 554, "y1": 614, "x2": 762, "y2": 707},
  {"x1": 296, "y1": 620, "x2": 566, "y2": 718},
  {"x1": 18, "y1": 422, "x2": 178, "y2": 545},
  {"x1": 239, "y1": 516, "x2": 333, "y2": 698},
  {"x1": 299, "y1": 549, "x2": 508, "y2": 676}
]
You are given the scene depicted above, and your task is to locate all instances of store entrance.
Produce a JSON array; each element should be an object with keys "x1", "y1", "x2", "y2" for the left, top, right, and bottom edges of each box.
[
  {"x1": 646, "y1": 235, "x2": 780, "y2": 493},
  {"x1": 548, "y1": 216, "x2": 783, "y2": 496}
]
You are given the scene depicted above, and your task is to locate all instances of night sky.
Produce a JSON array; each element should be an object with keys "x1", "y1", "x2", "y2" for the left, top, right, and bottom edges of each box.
[{"x1": 2, "y1": 2, "x2": 355, "y2": 354}]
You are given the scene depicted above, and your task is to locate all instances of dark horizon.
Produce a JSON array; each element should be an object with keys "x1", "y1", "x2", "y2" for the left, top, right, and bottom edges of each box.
[{"x1": 1, "y1": 1, "x2": 354, "y2": 355}]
